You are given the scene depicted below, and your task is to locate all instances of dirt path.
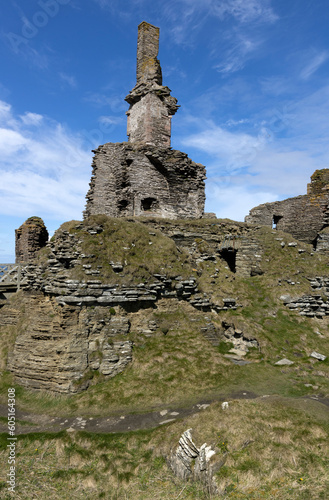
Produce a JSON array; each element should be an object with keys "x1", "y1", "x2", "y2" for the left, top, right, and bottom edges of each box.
[{"x1": 0, "y1": 391, "x2": 328, "y2": 435}]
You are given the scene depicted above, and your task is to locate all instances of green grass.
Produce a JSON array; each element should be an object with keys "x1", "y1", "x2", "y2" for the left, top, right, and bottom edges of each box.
[
  {"x1": 0, "y1": 396, "x2": 327, "y2": 499},
  {"x1": 1, "y1": 216, "x2": 329, "y2": 497}
]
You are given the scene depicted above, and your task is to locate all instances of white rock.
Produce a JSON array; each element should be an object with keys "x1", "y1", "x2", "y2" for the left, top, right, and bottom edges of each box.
[
  {"x1": 275, "y1": 358, "x2": 294, "y2": 366},
  {"x1": 222, "y1": 402, "x2": 229, "y2": 410},
  {"x1": 310, "y1": 351, "x2": 327, "y2": 361}
]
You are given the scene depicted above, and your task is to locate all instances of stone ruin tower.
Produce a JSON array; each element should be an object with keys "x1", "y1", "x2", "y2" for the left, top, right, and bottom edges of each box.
[
  {"x1": 84, "y1": 21, "x2": 206, "y2": 219},
  {"x1": 15, "y1": 217, "x2": 48, "y2": 263}
]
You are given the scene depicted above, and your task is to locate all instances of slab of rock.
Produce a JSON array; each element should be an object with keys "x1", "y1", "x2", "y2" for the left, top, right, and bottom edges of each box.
[
  {"x1": 275, "y1": 358, "x2": 294, "y2": 366},
  {"x1": 310, "y1": 351, "x2": 327, "y2": 361}
]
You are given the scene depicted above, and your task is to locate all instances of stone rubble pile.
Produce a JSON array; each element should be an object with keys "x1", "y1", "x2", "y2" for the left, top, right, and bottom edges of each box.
[{"x1": 281, "y1": 277, "x2": 329, "y2": 318}]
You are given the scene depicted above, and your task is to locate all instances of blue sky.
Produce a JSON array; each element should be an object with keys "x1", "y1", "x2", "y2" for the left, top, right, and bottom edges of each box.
[{"x1": 1, "y1": 0, "x2": 329, "y2": 261}]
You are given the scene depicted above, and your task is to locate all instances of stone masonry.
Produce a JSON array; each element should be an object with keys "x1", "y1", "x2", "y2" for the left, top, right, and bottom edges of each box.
[
  {"x1": 245, "y1": 169, "x2": 329, "y2": 246},
  {"x1": 126, "y1": 21, "x2": 179, "y2": 147},
  {"x1": 15, "y1": 216, "x2": 48, "y2": 263},
  {"x1": 84, "y1": 143, "x2": 206, "y2": 219},
  {"x1": 84, "y1": 22, "x2": 206, "y2": 220}
]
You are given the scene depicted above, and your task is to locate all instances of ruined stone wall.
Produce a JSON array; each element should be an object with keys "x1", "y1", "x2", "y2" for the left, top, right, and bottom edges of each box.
[
  {"x1": 245, "y1": 170, "x2": 329, "y2": 244},
  {"x1": 84, "y1": 142, "x2": 206, "y2": 220},
  {"x1": 141, "y1": 219, "x2": 263, "y2": 277},
  {"x1": 15, "y1": 217, "x2": 48, "y2": 263}
]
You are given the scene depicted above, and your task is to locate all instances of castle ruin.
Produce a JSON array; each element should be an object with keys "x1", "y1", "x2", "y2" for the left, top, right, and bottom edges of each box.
[
  {"x1": 15, "y1": 217, "x2": 48, "y2": 263},
  {"x1": 245, "y1": 169, "x2": 329, "y2": 248},
  {"x1": 84, "y1": 22, "x2": 206, "y2": 220}
]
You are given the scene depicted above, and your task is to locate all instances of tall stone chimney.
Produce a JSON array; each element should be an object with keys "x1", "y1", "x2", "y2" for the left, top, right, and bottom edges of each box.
[
  {"x1": 125, "y1": 21, "x2": 179, "y2": 148},
  {"x1": 136, "y1": 21, "x2": 162, "y2": 85}
]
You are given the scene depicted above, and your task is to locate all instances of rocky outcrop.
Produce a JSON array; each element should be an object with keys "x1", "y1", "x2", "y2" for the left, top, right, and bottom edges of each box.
[
  {"x1": 15, "y1": 217, "x2": 48, "y2": 263},
  {"x1": 170, "y1": 429, "x2": 222, "y2": 495},
  {"x1": 7, "y1": 294, "x2": 132, "y2": 394},
  {"x1": 7, "y1": 220, "x2": 246, "y2": 393}
]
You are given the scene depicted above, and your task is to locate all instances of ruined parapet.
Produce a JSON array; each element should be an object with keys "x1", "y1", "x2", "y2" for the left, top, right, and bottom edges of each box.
[
  {"x1": 84, "y1": 142, "x2": 206, "y2": 219},
  {"x1": 307, "y1": 169, "x2": 329, "y2": 196},
  {"x1": 15, "y1": 217, "x2": 48, "y2": 263},
  {"x1": 245, "y1": 169, "x2": 329, "y2": 244},
  {"x1": 125, "y1": 21, "x2": 179, "y2": 147}
]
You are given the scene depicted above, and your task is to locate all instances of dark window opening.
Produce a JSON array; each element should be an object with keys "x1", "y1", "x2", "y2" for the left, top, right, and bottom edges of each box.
[
  {"x1": 272, "y1": 215, "x2": 283, "y2": 229},
  {"x1": 220, "y1": 249, "x2": 237, "y2": 273},
  {"x1": 141, "y1": 197, "x2": 158, "y2": 211},
  {"x1": 118, "y1": 199, "x2": 129, "y2": 211}
]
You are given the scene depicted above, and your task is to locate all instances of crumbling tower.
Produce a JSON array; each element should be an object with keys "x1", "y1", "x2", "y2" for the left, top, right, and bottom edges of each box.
[
  {"x1": 125, "y1": 22, "x2": 179, "y2": 147},
  {"x1": 84, "y1": 22, "x2": 206, "y2": 220},
  {"x1": 15, "y1": 217, "x2": 48, "y2": 263}
]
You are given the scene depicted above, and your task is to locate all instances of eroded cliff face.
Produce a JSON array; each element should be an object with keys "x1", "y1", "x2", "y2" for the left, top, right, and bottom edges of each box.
[
  {"x1": 6, "y1": 294, "x2": 132, "y2": 393},
  {"x1": 3, "y1": 216, "x2": 263, "y2": 393},
  {"x1": 3, "y1": 215, "x2": 325, "y2": 395}
]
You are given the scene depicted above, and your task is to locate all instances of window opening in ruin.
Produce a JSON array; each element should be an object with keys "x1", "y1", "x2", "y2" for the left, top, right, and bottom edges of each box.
[
  {"x1": 118, "y1": 200, "x2": 129, "y2": 212},
  {"x1": 141, "y1": 197, "x2": 158, "y2": 211},
  {"x1": 220, "y1": 249, "x2": 237, "y2": 273},
  {"x1": 272, "y1": 215, "x2": 283, "y2": 229}
]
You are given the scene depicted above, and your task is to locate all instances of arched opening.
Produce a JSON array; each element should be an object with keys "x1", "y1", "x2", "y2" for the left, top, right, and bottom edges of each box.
[
  {"x1": 272, "y1": 215, "x2": 283, "y2": 229},
  {"x1": 220, "y1": 248, "x2": 237, "y2": 273}
]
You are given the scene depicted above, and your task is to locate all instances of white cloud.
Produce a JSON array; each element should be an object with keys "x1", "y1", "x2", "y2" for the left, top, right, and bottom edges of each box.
[
  {"x1": 182, "y1": 124, "x2": 267, "y2": 173},
  {"x1": 20, "y1": 112, "x2": 43, "y2": 126},
  {"x1": 0, "y1": 100, "x2": 91, "y2": 220},
  {"x1": 181, "y1": 83, "x2": 329, "y2": 219},
  {"x1": 205, "y1": 182, "x2": 277, "y2": 220}
]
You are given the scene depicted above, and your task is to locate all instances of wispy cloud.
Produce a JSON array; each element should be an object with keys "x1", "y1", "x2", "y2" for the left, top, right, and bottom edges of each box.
[
  {"x1": 214, "y1": 35, "x2": 261, "y2": 74},
  {"x1": 84, "y1": 91, "x2": 127, "y2": 113},
  {"x1": 20, "y1": 112, "x2": 43, "y2": 126},
  {"x1": 59, "y1": 72, "x2": 77, "y2": 88},
  {"x1": 212, "y1": 0, "x2": 278, "y2": 24},
  {"x1": 181, "y1": 84, "x2": 329, "y2": 219},
  {"x1": 300, "y1": 50, "x2": 328, "y2": 80},
  {"x1": 182, "y1": 123, "x2": 267, "y2": 174}
]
